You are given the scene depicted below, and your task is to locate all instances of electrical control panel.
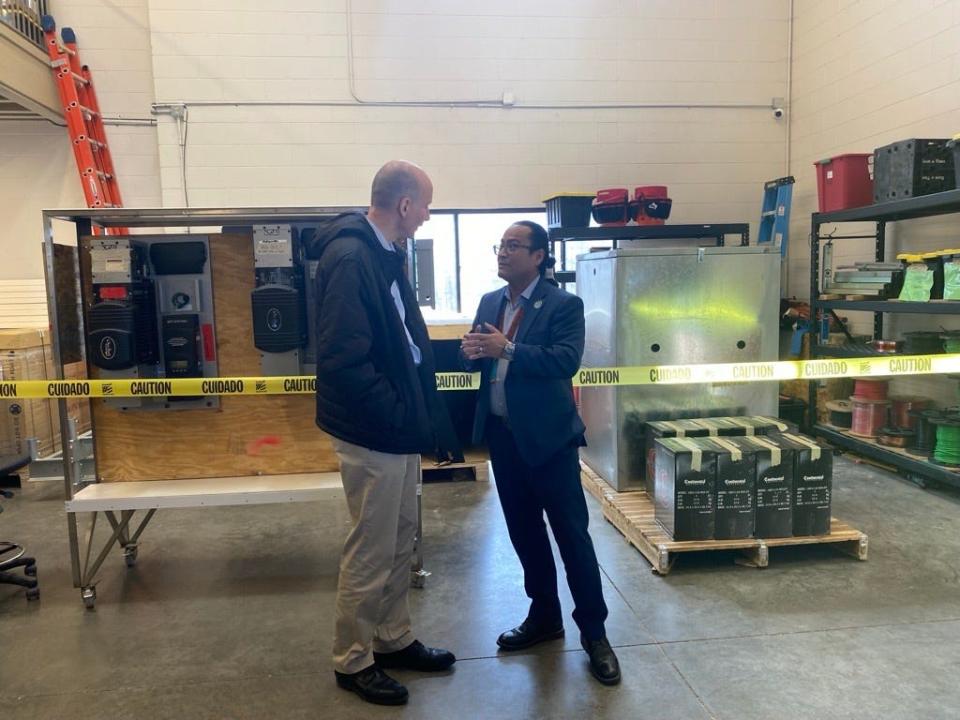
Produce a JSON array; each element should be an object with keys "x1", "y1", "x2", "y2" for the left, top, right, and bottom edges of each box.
[
  {"x1": 251, "y1": 225, "x2": 309, "y2": 376},
  {"x1": 86, "y1": 236, "x2": 219, "y2": 411}
]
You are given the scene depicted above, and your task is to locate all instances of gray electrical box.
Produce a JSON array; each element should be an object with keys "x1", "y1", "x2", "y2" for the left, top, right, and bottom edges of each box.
[
  {"x1": 85, "y1": 235, "x2": 219, "y2": 411},
  {"x1": 576, "y1": 245, "x2": 780, "y2": 491}
]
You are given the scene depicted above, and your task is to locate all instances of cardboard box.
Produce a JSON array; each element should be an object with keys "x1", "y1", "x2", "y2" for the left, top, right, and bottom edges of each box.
[
  {"x1": 0, "y1": 328, "x2": 49, "y2": 350},
  {"x1": 0, "y1": 330, "x2": 90, "y2": 457},
  {"x1": 708, "y1": 437, "x2": 757, "y2": 540},
  {"x1": 654, "y1": 437, "x2": 716, "y2": 541},
  {"x1": 736, "y1": 436, "x2": 794, "y2": 538},
  {"x1": 0, "y1": 343, "x2": 57, "y2": 457}
]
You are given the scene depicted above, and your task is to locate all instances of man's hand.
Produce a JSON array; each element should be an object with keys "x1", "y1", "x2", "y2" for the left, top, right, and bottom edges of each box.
[{"x1": 461, "y1": 323, "x2": 509, "y2": 361}]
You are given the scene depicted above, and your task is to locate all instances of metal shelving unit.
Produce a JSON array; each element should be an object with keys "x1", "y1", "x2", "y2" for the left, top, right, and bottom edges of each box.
[
  {"x1": 548, "y1": 223, "x2": 749, "y2": 282},
  {"x1": 808, "y1": 189, "x2": 960, "y2": 488}
]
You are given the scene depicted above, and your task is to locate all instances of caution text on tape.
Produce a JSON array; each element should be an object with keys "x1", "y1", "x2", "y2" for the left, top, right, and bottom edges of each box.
[{"x1": 0, "y1": 353, "x2": 955, "y2": 399}]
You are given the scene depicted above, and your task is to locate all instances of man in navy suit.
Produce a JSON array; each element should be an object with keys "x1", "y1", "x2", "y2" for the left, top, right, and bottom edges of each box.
[{"x1": 461, "y1": 221, "x2": 620, "y2": 686}]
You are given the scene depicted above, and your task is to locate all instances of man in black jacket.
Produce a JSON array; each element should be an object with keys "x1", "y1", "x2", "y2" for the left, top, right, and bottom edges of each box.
[
  {"x1": 312, "y1": 161, "x2": 455, "y2": 706},
  {"x1": 461, "y1": 221, "x2": 621, "y2": 686}
]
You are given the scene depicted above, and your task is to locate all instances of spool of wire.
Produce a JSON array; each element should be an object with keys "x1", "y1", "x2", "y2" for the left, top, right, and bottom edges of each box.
[
  {"x1": 878, "y1": 427, "x2": 915, "y2": 448},
  {"x1": 931, "y1": 416, "x2": 960, "y2": 467},
  {"x1": 902, "y1": 331, "x2": 944, "y2": 354},
  {"x1": 889, "y1": 396, "x2": 931, "y2": 428},
  {"x1": 942, "y1": 332, "x2": 960, "y2": 354},
  {"x1": 909, "y1": 409, "x2": 940, "y2": 456},
  {"x1": 850, "y1": 396, "x2": 890, "y2": 438},
  {"x1": 853, "y1": 379, "x2": 888, "y2": 401},
  {"x1": 826, "y1": 399, "x2": 853, "y2": 429}
]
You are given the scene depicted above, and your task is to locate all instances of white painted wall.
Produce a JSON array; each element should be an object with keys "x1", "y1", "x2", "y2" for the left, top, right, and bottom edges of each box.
[
  {"x1": 0, "y1": 0, "x2": 161, "y2": 282},
  {"x1": 147, "y1": 0, "x2": 789, "y2": 219},
  {"x1": 788, "y1": 0, "x2": 960, "y2": 404}
]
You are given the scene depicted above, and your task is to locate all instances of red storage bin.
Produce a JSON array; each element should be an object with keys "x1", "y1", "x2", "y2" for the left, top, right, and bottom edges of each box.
[
  {"x1": 814, "y1": 154, "x2": 873, "y2": 212},
  {"x1": 592, "y1": 188, "x2": 630, "y2": 226},
  {"x1": 632, "y1": 185, "x2": 672, "y2": 225}
]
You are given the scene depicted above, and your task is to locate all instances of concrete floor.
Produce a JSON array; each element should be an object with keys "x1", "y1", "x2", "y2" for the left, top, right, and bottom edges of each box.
[{"x1": 2, "y1": 456, "x2": 960, "y2": 720}]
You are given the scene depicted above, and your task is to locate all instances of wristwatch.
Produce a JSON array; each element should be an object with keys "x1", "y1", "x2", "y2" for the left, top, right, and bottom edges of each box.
[{"x1": 503, "y1": 341, "x2": 516, "y2": 360}]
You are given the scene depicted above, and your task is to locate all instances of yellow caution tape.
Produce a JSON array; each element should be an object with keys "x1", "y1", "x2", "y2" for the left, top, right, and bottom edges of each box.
[{"x1": 0, "y1": 353, "x2": 956, "y2": 399}]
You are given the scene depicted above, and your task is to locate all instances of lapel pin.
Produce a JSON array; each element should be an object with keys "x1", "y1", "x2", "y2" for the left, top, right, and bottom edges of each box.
[{"x1": 534, "y1": 299, "x2": 543, "y2": 309}]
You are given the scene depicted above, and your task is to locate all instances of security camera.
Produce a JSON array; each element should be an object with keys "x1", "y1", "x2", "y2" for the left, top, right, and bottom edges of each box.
[{"x1": 772, "y1": 107, "x2": 785, "y2": 119}]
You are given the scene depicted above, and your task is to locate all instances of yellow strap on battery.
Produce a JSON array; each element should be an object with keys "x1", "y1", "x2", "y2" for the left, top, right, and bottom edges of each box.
[
  {"x1": 752, "y1": 415, "x2": 787, "y2": 432},
  {"x1": 690, "y1": 418, "x2": 720, "y2": 436},
  {"x1": 662, "y1": 420, "x2": 686, "y2": 437},
  {"x1": 745, "y1": 435, "x2": 782, "y2": 467},
  {"x1": 729, "y1": 417, "x2": 756, "y2": 436},
  {"x1": 674, "y1": 437, "x2": 703, "y2": 472},
  {"x1": 711, "y1": 436, "x2": 742, "y2": 461},
  {"x1": 782, "y1": 432, "x2": 822, "y2": 461}
]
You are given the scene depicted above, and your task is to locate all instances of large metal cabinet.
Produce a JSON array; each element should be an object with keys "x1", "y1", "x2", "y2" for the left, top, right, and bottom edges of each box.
[{"x1": 577, "y1": 246, "x2": 780, "y2": 490}]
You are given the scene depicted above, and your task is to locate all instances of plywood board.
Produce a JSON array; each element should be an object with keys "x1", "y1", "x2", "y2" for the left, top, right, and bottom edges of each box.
[
  {"x1": 427, "y1": 323, "x2": 472, "y2": 341},
  {"x1": 91, "y1": 234, "x2": 339, "y2": 482}
]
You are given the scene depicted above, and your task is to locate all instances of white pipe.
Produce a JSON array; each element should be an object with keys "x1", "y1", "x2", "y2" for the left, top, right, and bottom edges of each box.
[
  {"x1": 786, "y1": 0, "x2": 794, "y2": 175},
  {"x1": 782, "y1": 0, "x2": 795, "y2": 297},
  {"x1": 152, "y1": 99, "x2": 773, "y2": 111}
]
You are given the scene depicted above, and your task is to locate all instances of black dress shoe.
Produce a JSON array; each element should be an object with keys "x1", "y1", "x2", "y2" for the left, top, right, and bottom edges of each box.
[
  {"x1": 373, "y1": 640, "x2": 456, "y2": 672},
  {"x1": 335, "y1": 665, "x2": 409, "y2": 705},
  {"x1": 497, "y1": 620, "x2": 565, "y2": 651},
  {"x1": 581, "y1": 634, "x2": 621, "y2": 685}
]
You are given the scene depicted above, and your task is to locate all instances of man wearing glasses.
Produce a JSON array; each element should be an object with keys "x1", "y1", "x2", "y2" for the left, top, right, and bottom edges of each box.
[{"x1": 460, "y1": 221, "x2": 620, "y2": 686}]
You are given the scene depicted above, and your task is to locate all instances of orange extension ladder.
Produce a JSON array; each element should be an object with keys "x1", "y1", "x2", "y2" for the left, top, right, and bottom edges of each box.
[{"x1": 41, "y1": 14, "x2": 126, "y2": 233}]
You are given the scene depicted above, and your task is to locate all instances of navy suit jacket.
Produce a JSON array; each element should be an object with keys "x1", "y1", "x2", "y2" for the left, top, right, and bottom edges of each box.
[{"x1": 464, "y1": 277, "x2": 586, "y2": 467}]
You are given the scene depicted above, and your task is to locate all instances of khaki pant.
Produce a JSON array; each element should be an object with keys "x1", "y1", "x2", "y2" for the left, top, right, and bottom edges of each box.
[{"x1": 331, "y1": 437, "x2": 419, "y2": 674}]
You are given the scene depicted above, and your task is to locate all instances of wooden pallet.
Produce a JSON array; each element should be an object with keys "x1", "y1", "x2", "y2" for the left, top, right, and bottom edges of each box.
[
  {"x1": 581, "y1": 464, "x2": 867, "y2": 575},
  {"x1": 422, "y1": 451, "x2": 489, "y2": 482}
]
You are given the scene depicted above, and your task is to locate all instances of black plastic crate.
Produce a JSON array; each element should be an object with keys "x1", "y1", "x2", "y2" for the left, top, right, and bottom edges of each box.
[
  {"x1": 873, "y1": 138, "x2": 956, "y2": 202},
  {"x1": 543, "y1": 193, "x2": 594, "y2": 229}
]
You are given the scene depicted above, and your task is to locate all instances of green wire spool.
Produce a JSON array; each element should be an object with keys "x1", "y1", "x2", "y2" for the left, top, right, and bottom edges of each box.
[
  {"x1": 943, "y1": 332, "x2": 960, "y2": 354},
  {"x1": 931, "y1": 416, "x2": 960, "y2": 466}
]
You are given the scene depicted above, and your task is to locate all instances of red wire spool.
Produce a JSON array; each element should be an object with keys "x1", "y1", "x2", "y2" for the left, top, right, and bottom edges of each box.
[
  {"x1": 850, "y1": 396, "x2": 890, "y2": 438},
  {"x1": 853, "y1": 379, "x2": 888, "y2": 401},
  {"x1": 889, "y1": 396, "x2": 931, "y2": 429}
]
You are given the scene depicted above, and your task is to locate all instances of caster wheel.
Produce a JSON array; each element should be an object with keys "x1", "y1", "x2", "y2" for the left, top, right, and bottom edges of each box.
[
  {"x1": 25, "y1": 564, "x2": 37, "y2": 577},
  {"x1": 124, "y1": 547, "x2": 138, "y2": 568},
  {"x1": 81, "y1": 586, "x2": 96, "y2": 610},
  {"x1": 26, "y1": 588, "x2": 39, "y2": 601}
]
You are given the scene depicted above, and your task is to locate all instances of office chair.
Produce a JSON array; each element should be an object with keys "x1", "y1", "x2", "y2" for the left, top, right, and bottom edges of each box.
[{"x1": 0, "y1": 454, "x2": 39, "y2": 600}]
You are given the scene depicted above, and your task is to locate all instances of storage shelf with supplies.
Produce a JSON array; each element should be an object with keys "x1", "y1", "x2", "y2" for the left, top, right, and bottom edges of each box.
[{"x1": 808, "y1": 189, "x2": 960, "y2": 489}]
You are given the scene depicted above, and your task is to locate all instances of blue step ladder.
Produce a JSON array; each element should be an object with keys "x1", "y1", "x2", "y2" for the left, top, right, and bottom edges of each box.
[{"x1": 758, "y1": 176, "x2": 795, "y2": 257}]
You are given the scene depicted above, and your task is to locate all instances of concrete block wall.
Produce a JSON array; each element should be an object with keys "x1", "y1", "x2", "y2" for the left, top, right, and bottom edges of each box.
[
  {"x1": 0, "y1": 0, "x2": 161, "y2": 281},
  {"x1": 788, "y1": 0, "x2": 960, "y2": 404},
  {"x1": 148, "y1": 0, "x2": 789, "y2": 220}
]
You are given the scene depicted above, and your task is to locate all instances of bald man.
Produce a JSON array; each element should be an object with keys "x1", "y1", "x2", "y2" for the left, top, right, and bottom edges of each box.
[{"x1": 312, "y1": 161, "x2": 455, "y2": 706}]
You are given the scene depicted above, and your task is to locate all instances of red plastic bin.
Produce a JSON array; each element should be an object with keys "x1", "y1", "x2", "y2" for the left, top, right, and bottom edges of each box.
[{"x1": 814, "y1": 154, "x2": 873, "y2": 213}]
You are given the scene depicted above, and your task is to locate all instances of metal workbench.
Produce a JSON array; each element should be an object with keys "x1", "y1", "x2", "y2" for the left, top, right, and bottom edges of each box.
[{"x1": 41, "y1": 206, "x2": 433, "y2": 608}]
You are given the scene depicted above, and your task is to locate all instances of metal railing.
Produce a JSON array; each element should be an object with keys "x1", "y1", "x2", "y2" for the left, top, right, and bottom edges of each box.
[{"x1": 1, "y1": 0, "x2": 49, "y2": 49}]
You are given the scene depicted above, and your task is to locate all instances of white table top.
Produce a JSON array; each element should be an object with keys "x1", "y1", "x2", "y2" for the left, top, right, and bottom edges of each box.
[{"x1": 65, "y1": 472, "x2": 344, "y2": 512}]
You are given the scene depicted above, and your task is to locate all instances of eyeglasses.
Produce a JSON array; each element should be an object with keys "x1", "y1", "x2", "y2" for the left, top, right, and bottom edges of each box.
[{"x1": 493, "y1": 242, "x2": 534, "y2": 255}]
